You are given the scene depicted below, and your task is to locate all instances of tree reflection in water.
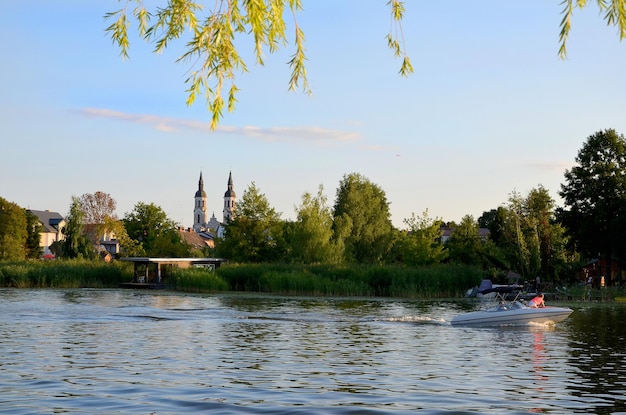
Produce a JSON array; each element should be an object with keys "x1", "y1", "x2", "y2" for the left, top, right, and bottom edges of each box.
[{"x1": 567, "y1": 305, "x2": 626, "y2": 412}]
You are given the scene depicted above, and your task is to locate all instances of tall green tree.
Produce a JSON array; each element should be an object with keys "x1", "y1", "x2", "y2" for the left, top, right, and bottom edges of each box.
[
  {"x1": 332, "y1": 173, "x2": 394, "y2": 263},
  {"x1": 395, "y1": 210, "x2": 447, "y2": 266},
  {"x1": 291, "y1": 185, "x2": 342, "y2": 264},
  {"x1": 123, "y1": 202, "x2": 184, "y2": 257},
  {"x1": 478, "y1": 207, "x2": 507, "y2": 246},
  {"x1": 480, "y1": 187, "x2": 572, "y2": 282},
  {"x1": 218, "y1": 182, "x2": 285, "y2": 262},
  {"x1": 25, "y1": 210, "x2": 43, "y2": 259},
  {"x1": 488, "y1": 190, "x2": 543, "y2": 278},
  {"x1": 446, "y1": 215, "x2": 483, "y2": 266},
  {"x1": 508, "y1": 190, "x2": 540, "y2": 278},
  {"x1": 106, "y1": 1, "x2": 626, "y2": 128},
  {"x1": 105, "y1": 217, "x2": 144, "y2": 257},
  {"x1": 61, "y1": 197, "x2": 95, "y2": 259},
  {"x1": 558, "y1": 129, "x2": 626, "y2": 283},
  {"x1": 0, "y1": 197, "x2": 27, "y2": 260},
  {"x1": 524, "y1": 185, "x2": 571, "y2": 281}
]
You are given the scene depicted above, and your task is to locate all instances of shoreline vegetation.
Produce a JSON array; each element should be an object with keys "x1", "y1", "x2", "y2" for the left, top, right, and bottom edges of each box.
[{"x1": 0, "y1": 260, "x2": 624, "y2": 301}]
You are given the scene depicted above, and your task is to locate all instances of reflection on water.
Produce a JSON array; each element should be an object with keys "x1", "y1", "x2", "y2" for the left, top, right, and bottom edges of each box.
[
  {"x1": 566, "y1": 305, "x2": 626, "y2": 411},
  {"x1": 0, "y1": 289, "x2": 625, "y2": 414}
]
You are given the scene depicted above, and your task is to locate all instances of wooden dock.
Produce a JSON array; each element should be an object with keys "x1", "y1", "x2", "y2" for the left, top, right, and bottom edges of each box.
[{"x1": 119, "y1": 257, "x2": 226, "y2": 289}]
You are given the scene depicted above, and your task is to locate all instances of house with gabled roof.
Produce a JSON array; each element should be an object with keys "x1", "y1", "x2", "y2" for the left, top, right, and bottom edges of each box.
[
  {"x1": 177, "y1": 227, "x2": 215, "y2": 250},
  {"x1": 27, "y1": 209, "x2": 65, "y2": 256}
]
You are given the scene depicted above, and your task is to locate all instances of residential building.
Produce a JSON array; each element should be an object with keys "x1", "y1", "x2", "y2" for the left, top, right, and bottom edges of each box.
[{"x1": 27, "y1": 209, "x2": 65, "y2": 256}]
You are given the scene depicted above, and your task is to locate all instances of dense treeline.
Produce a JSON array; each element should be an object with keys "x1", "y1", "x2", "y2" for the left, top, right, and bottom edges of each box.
[{"x1": 2, "y1": 129, "x2": 626, "y2": 291}]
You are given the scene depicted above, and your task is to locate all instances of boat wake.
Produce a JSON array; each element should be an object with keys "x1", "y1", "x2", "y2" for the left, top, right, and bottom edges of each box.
[{"x1": 386, "y1": 315, "x2": 449, "y2": 325}]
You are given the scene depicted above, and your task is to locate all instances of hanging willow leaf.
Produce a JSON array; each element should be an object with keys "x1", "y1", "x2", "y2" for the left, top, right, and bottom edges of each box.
[{"x1": 105, "y1": 1, "x2": 415, "y2": 130}]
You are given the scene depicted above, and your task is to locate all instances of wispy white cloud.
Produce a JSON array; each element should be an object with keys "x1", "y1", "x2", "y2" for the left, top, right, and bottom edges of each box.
[
  {"x1": 359, "y1": 143, "x2": 401, "y2": 153},
  {"x1": 524, "y1": 160, "x2": 573, "y2": 174},
  {"x1": 78, "y1": 108, "x2": 360, "y2": 144}
]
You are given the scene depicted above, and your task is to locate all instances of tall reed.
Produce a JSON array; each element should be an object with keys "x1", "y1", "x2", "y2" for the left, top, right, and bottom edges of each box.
[
  {"x1": 173, "y1": 267, "x2": 229, "y2": 293},
  {"x1": 0, "y1": 260, "x2": 486, "y2": 298},
  {"x1": 0, "y1": 260, "x2": 132, "y2": 288},
  {"x1": 213, "y1": 263, "x2": 485, "y2": 298}
]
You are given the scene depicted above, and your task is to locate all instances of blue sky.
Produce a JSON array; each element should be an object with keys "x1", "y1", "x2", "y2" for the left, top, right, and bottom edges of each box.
[{"x1": 2, "y1": 1, "x2": 626, "y2": 229}]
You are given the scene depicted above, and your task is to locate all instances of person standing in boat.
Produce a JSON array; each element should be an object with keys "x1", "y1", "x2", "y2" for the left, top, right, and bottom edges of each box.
[{"x1": 529, "y1": 293, "x2": 545, "y2": 308}]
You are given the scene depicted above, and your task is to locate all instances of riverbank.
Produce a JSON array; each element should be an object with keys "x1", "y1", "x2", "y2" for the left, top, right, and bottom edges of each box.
[
  {"x1": 176, "y1": 262, "x2": 485, "y2": 298},
  {"x1": 0, "y1": 260, "x2": 484, "y2": 298},
  {"x1": 0, "y1": 259, "x2": 132, "y2": 288},
  {"x1": 1, "y1": 260, "x2": 624, "y2": 300}
]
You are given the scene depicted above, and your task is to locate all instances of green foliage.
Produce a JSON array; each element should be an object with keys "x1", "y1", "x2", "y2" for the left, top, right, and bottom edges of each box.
[
  {"x1": 218, "y1": 182, "x2": 285, "y2": 262},
  {"x1": 290, "y1": 185, "x2": 343, "y2": 264},
  {"x1": 24, "y1": 210, "x2": 43, "y2": 259},
  {"x1": 476, "y1": 187, "x2": 571, "y2": 282},
  {"x1": 0, "y1": 259, "x2": 132, "y2": 288},
  {"x1": 123, "y1": 202, "x2": 185, "y2": 257},
  {"x1": 507, "y1": 190, "x2": 538, "y2": 276},
  {"x1": 524, "y1": 186, "x2": 569, "y2": 280},
  {"x1": 61, "y1": 197, "x2": 95, "y2": 259},
  {"x1": 103, "y1": 1, "x2": 626, "y2": 126},
  {"x1": 105, "y1": 1, "x2": 412, "y2": 129},
  {"x1": 332, "y1": 173, "x2": 394, "y2": 263},
  {"x1": 446, "y1": 215, "x2": 483, "y2": 265},
  {"x1": 395, "y1": 210, "x2": 447, "y2": 266},
  {"x1": 558, "y1": 129, "x2": 626, "y2": 280},
  {"x1": 0, "y1": 197, "x2": 27, "y2": 261},
  {"x1": 104, "y1": 216, "x2": 144, "y2": 257},
  {"x1": 559, "y1": 0, "x2": 626, "y2": 59}
]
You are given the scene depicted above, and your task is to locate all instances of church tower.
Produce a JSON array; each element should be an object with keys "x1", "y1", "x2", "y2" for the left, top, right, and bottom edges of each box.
[
  {"x1": 193, "y1": 172, "x2": 207, "y2": 232},
  {"x1": 223, "y1": 171, "x2": 236, "y2": 222}
]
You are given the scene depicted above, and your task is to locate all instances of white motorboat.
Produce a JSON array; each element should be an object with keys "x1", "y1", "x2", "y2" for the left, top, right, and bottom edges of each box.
[{"x1": 451, "y1": 287, "x2": 573, "y2": 327}]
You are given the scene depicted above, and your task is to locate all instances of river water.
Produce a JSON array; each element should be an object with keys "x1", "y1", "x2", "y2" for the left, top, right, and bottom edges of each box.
[{"x1": 0, "y1": 289, "x2": 625, "y2": 414}]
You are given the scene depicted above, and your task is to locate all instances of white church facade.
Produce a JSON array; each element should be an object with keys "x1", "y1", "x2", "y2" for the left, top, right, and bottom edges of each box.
[{"x1": 192, "y1": 171, "x2": 236, "y2": 238}]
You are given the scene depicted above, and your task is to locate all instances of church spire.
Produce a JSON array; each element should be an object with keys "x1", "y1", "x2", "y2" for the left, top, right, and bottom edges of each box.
[
  {"x1": 195, "y1": 171, "x2": 206, "y2": 198},
  {"x1": 193, "y1": 171, "x2": 207, "y2": 232},
  {"x1": 223, "y1": 171, "x2": 236, "y2": 222}
]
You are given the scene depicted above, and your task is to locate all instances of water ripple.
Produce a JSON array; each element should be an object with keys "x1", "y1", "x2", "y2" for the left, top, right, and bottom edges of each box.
[{"x1": 1, "y1": 289, "x2": 625, "y2": 414}]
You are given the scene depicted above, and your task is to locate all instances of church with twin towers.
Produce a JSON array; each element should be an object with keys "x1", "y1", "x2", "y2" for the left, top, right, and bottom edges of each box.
[{"x1": 193, "y1": 171, "x2": 236, "y2": 235}]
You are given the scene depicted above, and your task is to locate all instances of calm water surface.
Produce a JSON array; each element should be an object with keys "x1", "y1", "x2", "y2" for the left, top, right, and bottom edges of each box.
[{"x1": 1, "y1": 289, "x2": 625, "y2": 414}]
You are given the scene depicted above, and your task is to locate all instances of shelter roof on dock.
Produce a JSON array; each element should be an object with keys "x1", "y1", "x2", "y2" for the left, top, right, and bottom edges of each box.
[
  {"x1": 120, "y1": 257, "x2": 227, "y2": 267},
  {"x1": 119, "y1": 257, "x2": 227, "y2": 288}
]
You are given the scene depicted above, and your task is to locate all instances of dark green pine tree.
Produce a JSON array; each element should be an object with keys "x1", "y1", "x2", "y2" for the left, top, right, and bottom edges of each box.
[{"x1": 24, "y1": 210, "x2": 43, "y2": 258}]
